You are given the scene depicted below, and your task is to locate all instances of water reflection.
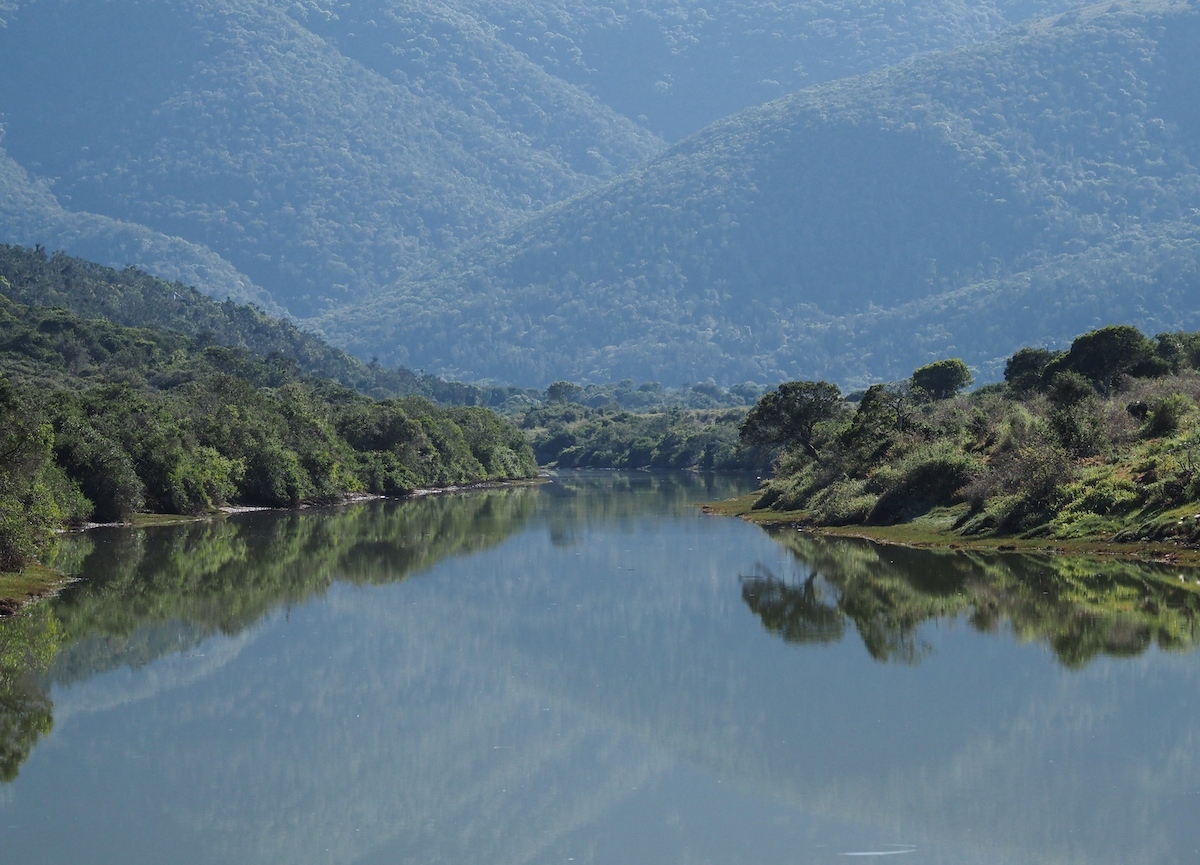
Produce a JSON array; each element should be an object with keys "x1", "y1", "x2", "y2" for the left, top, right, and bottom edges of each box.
[
  {"x1": 747, "y1": 530, "x2": 1200, "y2": 667},
  {"x1": 0, "y1": 487, "x2": 538, "y2": 781},
  {"x1": 1, "y1": 472, "x2": 1199, "y2": 864},
  {"x1": 0, "y1": 605, "x2": 58, "y2": 780}
]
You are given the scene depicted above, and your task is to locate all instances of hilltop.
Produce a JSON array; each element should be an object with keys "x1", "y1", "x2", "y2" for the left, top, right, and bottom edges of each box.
[{"x1": 321, "y1": 0, "x2": 1200, "y2": 386}]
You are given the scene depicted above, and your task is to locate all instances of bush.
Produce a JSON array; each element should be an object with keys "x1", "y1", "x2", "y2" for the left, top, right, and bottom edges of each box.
[
  {"x1": 810, "y1": 480, "x2": 878, "y2": 525},
  {"x1": 1145, "y1": 394, "x2": 1193, "y2": 438},
  {"x1": 867, "y1": 443, "x2": 982, "y2": 523},
  {"x1": 243, "y1": 443, "x2": 312, "y2": 507}
]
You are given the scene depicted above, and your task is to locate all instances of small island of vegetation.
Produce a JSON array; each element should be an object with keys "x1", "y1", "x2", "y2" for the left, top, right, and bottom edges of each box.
[{"x1": 712, "y1": 324, "x2": 1200, "y2": 559}]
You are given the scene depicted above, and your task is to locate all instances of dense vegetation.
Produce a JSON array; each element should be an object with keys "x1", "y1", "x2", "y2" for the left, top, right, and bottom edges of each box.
[
  {"x1": 0, "y1": 0, "x2": 1052, "y2": 323},
  {"x1": 0, "y1": 0, "x2": 660, "y2": 318},
  {"x1": 443, "y1": 0, "x2": 1071, "y2": 141},
  {"x1": 0, "y1": 286, "x2": 536, "y2": 579},
  {"x1": 0, "y1": 244, "x2": 539, "y2": 408},
  {"x1": 521, "y1": 402, "x2": 767, "y2": 469},
  {"x1": 325, "y1": 0, "x2": 1200, "y2": 386},
  {"x1": 742, "y1": 324, "x2": 1200, "y2": 546}
]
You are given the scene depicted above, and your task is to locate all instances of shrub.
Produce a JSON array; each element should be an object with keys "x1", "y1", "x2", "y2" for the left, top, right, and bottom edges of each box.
[
  {"x1": 867, "y1": 443, "x2": 982, "y2": 523},
  {"x1": 1144, "y1": 394, "x2": 1193, "y2": 438},
  {"x1": 810, "y1": 479, "x2": 878, "y2": 525}
]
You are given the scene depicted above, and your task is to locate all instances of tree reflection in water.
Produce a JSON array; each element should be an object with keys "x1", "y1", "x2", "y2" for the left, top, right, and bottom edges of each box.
[
  {"x1": 0, "y1": 487, "x2": 537, "y2": 782},
  {"x1": 0, "y1": 605, "x2": 59, "y2": 781},
  {"x1": 744, "y1": 529, "x2": 1200, "y2": 667}
]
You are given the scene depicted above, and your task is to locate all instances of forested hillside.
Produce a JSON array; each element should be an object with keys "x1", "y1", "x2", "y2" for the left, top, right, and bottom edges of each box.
[
  {"x1": 0, "y1": 0, "x2": 659, "y2": 318},
  {"x1": 321, "y1": 0, "x2": 1200, "y2": 386},
  {"x1": 0, "y1": 296, "x2": 537, "y2": 576},
  {"x1": 439, "y1": 0, "x2": 1075, "y2": 141},
  {"x1": 0, "y1": 244, "x2": 536, "y2": 406},
  {"x1": 0, "y1": 0, "x2": 1067, "y2": 323}
]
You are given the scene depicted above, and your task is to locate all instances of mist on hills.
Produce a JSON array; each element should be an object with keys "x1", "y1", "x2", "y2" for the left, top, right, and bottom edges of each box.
[{"x1": 320, "y1": 0, "x2": 1200, "y2": 386}]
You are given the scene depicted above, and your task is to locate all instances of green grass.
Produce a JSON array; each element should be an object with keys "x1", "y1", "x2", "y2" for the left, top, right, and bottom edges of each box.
[{"x1": 0, "y1": 563, "x2": 76, "y2": 614}]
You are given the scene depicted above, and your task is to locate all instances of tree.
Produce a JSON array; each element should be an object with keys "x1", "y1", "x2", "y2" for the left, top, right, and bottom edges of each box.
[
  {"x1": 0, "y1": 380, "x2": 68, "y2": 572},
  {"x1": 739, "y1": 380, "x2": 842, "y2": 458},
  {"x1": 911, "y1": 358, "x2": 973, "y2": 400},
  {"x1": 1004, "y1": 347, "x2": 1060, "y2": 392},
  {"x1": 1052, "y1": 325, "x2": 1153, "y2": 396},
  {"x1": 545, "y1": 381, "x2": 583, "y2": 404}
]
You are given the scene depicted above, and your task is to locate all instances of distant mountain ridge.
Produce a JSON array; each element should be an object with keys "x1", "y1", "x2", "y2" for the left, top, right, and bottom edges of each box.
[
  {"x1": 0, "y1": 0, "x2": 1069, "y2": 326},
  {"x1": 319, "y1": 0, "x2": 1200, "y2": 386}
]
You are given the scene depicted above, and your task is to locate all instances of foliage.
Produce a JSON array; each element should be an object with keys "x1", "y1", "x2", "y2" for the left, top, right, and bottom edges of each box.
[
  {"x1": 546, "y1": 381, "x2": 584, "y2": 404},
  {"x1": 1046, "y1": 325, "x2": 1155, "y2": 396},
  {"x1": 749, "y1": 322, "x2": 1200, "y2": 541},
  {"x1": 520, "y1": 403, "x2": 767, "y2": 470},
  {"x1": 0, "y1": 290, "x2": 537, "y2": 568},
  {"x1": 911, "y1": 359, "x2": 972, "y2": 400},
  {"x1": 1005, "y1": 348, "x2": 1060, "y2": 393},
  {"x1": 738, "y1": 381, "x2": 843, "y2": 455},
  {"x1": 0, "y1": 378, "x2": 83, "y2": 571},
  {"x1": 0, "y1": 245, "x2": 526, "y2": 408}
]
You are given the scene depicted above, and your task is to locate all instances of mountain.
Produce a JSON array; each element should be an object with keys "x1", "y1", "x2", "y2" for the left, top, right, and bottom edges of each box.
[
  {"x1": 0, "y1": 0, "x2": 1069, "y2": 322},
  {"x1": 318, "y1": 0, "x2": 1200, "y2": 386},
  {"x1": 0, "y1": 147, "x2": 277, "y2": 311},
  {"x1": 446, "y1": 0, "x2": 1078, "y2": 142},
  {"x1": 0, "y1": 0, "x2": 659, "y2": 319}
]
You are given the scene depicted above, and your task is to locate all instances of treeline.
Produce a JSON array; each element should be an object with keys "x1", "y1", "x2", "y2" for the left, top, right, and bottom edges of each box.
[
  {"x1": 0, "y1": 299, "x2": 536, "y2": 575},
  {"x1": 520, "y1": 402, "x2": 768, "y2": 470},
  {"x1": 745, "y1": 324, "x2": 1200, "y2": 543}
]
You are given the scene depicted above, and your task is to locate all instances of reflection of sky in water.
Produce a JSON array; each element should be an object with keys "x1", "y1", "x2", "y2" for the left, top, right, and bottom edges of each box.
[{"x1": 3, "y1": 471, "x2": 1200, "y2": 864}]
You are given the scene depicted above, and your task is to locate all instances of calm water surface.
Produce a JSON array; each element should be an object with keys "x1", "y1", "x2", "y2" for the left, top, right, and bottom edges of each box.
[{"x1": 2, "y1": 471, "x2": 1200, "y2": 864}]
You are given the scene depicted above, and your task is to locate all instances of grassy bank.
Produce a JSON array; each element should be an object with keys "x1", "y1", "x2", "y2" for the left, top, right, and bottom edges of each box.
[
  {"x1": 703, "y1": 494, "x2": 1200, "y2": 566},
  {"x1": 709, "y1": 325, "x2": 1200, "y2": 563}
]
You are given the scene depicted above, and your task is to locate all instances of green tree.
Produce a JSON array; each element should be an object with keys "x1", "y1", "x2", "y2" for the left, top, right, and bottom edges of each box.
[
  {"x1": 911, "y1": 358, "x2": 973, "y2": 400},
  {"x1": 1004, "y1": 347, "x2": 1060, "y2": 392},
  {"x1": 739, "y1": 380, "x2": 842, "y2": 458},
  {"x1": 0, "y1": 380, "x2": 73, "y2": 571},
  {"x1": 1052, "y1": 325, "x2": 1153, "y2": 396},
  {"x1": 546, "y1": 381, "x2": 584, "y2": 404}
]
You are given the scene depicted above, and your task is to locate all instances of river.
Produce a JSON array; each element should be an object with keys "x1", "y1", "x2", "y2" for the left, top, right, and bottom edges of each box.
[{"x1": 1, "y1": 471, "x2": 1198, "y2": 864}]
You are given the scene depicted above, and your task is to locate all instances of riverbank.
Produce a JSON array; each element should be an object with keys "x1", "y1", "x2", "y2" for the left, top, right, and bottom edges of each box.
[
  {"x1": 0, "y1": 478, "x2": 548, "y2": 618},
  {"x1": 702, "y1": 493, "x2": 1200, "y2": 567}
]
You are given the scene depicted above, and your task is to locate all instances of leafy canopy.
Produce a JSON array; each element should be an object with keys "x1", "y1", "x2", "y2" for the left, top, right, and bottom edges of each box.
[
  {"x1": 911, "y1": 359, "x2": 973, "y2": 400},
  {"x1": 739, "y1": 381, "x2": 842, "y2": 453}
]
